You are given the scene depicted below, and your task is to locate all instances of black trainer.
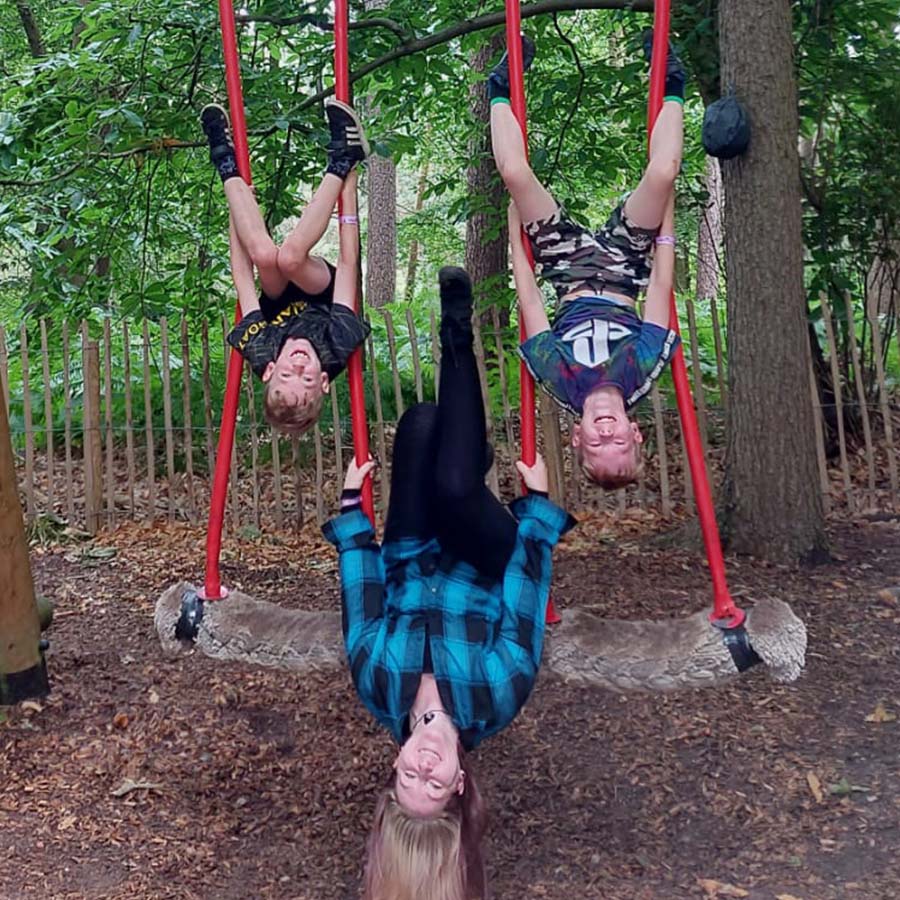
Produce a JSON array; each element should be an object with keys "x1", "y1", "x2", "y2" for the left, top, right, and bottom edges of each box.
[
  {"x1": 324, "y1": 98, "x2": 370, "y2": 178},
  {"x1": 438, "y1": 266, "x2": 474, "y2": 344},
  {"x1": 200, "y1": 104, "x2": 235, "y2": 166},
  {"x1": 488, "y1": 34, "x2": 536, "y2": 99},
  {"x1": 641, "y1": 29, "x2": 686, "y2": 98}
]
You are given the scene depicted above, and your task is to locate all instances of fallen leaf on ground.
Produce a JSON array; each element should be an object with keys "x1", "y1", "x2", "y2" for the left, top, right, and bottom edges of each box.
[
  {"x1": 111, "y1": 779, "x2": 164, "y2": 798},
  {"x1": 806, "y1": 772, "x2": 824, "y2": 803},
  {"x1": 20, "y1": 701, "x2": 43, "y2": 713},
  {"x1": 776, "y1": 894, "x2": 804, "y2": 900},
  {"x1": 865, "y1": 703, "x2": 896, "y2": 723},
  {"x1": 698, "y1": 879, "x2": 749, "y2": 898}
]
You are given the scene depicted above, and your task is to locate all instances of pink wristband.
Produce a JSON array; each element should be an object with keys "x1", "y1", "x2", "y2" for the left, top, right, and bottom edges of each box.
[
  {"x1": 655, "y1": 235, "x2": 676, "y2": 246},
  {"x1": 339, "y1": 214, "x2": 359, "y2": 225}
]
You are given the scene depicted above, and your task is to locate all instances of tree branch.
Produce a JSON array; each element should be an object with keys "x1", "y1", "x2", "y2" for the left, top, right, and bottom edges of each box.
[
  {"x1": 237, "y1": 12, "x2": 410, "y2": 41},
  {"x1": 287, "y1": 0, "x2": 652, "y2": 112},
  {"x1": 2, "y1": 0, "x2": 652, "y2": 186}
]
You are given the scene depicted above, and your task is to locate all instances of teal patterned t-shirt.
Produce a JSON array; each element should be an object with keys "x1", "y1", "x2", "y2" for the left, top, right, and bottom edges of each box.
[{"x1": 518, "y1": 296, "x2": 679, "y2": 416}]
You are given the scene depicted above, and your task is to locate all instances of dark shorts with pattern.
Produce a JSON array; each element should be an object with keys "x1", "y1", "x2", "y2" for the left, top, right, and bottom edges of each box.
[
  {"x1": 524, "y1": 197, "x2": 658, "y2": 302},
  {"x1": 259, "y1": 258, "x2": 336, "y2": 320}
]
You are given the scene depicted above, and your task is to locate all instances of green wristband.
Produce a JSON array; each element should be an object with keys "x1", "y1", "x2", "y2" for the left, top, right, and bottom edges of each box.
[{"x1": 663, "y1": 95, "x2": 685, "y2": 105}]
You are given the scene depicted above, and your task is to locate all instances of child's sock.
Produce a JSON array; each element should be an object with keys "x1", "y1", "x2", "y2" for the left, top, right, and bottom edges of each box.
[
  {"x1": 641, "y1": 29, "x2": 686, "y2": 103},
  {"x1": 487, "y1": 34, "x2": 536, "y2": 102}
]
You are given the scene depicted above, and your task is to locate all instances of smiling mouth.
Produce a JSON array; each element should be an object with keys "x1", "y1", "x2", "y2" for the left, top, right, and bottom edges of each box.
[{"x1": 419, "y1": 747, "x2": 442, "y2": 763}]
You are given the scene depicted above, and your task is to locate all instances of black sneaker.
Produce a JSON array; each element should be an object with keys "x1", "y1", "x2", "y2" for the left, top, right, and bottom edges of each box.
[
  {"x1": 641, "y1": 29, "x2": 686, "y2": 95},
  {"x1": 488, "y1": 34, "x2": 536, "y2": 96},
  {"x1": 438, "y1": 266, "x2": 474, "y2": 340},
  {"x1": 324, "y1": 98, "x2": 370, "y2": 167},
  {"x1": 200, "y1": 104, "x2": 235, "y2": 166}
]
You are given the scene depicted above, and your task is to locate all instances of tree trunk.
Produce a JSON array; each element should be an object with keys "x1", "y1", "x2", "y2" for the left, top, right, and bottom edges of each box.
[
  {"x1": 363, "y1": 0, "x2": 397, "y2": 309},
  {"x1": 0, "y1": 392, "x2": 49, "y2": 704},
  {"x1": 696, "y1": 157, "x2": 723, "y2": 301},
  {"x1": 465, "y1": 36, "x2": 509, "y2": 324},
  {"x1": 14, "y1": 1, "x2": 46, "y2": 57},
  {"x1": 404, "y1": 162, "x2": 430, "y2": 303},
  {"x1": 719, "y1": 0, "x2": 827, "y2": 562}
]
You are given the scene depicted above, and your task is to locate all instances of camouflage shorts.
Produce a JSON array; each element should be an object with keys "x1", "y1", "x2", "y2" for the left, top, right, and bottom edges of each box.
[{"x1": 524, "y1": 197, "x2": 658, "y2": 301}]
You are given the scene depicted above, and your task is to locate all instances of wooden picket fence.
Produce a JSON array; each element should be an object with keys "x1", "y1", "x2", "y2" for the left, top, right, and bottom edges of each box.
[{"x1": 5, "y1": 296, "x2": 900, "y2": 537}]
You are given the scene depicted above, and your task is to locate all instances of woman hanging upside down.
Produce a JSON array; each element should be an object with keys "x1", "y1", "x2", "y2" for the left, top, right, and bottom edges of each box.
[{"x1": 324, "y1": 267, "x2": 574, "y2": 900}]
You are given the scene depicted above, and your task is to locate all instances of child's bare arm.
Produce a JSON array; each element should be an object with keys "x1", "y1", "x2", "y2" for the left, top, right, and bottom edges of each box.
[
  {"x1": 229, "y1": 218, "x2": 261, "y2": 316},
  {"x1": 332, "y1": 170, "x2": 360, "y2": 312},
  {"x1": 642, "y1": 193, "x2": 675, "y2": 330},
  {"x1": 508, "y1": 201, "x2": 550, "y2": 338}
]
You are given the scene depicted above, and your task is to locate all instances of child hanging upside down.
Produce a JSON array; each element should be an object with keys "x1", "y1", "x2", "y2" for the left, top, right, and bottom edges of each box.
[
  {"x1": 489, "y1": 32, "x2": 685, "y2": 489},
  {"x1": 200, "y1": 99, "x2": 371, "y2": 435}
]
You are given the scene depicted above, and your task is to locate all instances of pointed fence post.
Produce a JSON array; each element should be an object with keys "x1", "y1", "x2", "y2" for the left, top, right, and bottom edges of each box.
[{"x1": 0, "y1": 390, "x2": 50, "y2": 704}]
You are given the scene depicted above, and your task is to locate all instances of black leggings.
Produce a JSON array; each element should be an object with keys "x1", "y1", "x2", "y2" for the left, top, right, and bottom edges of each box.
[{"x1": 383, "y1": 325, "x2": 517, "y2": 580}]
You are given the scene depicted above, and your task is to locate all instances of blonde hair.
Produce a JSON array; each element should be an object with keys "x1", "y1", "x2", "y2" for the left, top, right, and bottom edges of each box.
[
  {"x1": 262, "y1": 381, "x2": 323, "y2": 436},
  {"x1": 574, "y1": 441, "x2": 644, "y2": 491},
  {"x1": 364, "y1": 758, "x2": 487, "y2": 900}
]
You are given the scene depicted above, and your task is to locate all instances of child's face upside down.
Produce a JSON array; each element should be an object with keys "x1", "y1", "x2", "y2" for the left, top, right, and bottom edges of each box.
[
  {"x1": 262, "y1": 337, "x2": 329, "y2": 425},
  {"x1": 573, "y1": 388, "x2": 644, "y2": 487}
]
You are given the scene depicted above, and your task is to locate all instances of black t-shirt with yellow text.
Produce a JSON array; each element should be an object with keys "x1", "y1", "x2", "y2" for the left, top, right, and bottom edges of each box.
[{"x1": 227, "y1": 279, "x2": 369, "y2": 381}]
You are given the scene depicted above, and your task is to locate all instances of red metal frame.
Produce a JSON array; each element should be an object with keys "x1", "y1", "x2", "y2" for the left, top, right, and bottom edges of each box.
[
  {"x1": 335, "y1": 0, "x2": 375, "y2": 524},
  {"x1": 204, "y1": 0, "x2": 373, "y2": 600},
  {"x1": 203, "y1": 0, "x2": 253, "y2": 601},
  {"x1": 504, "y1": 0, "x2": 559, "y2": 624},
  {"x1": 647, "y1": 1, "x2": 744, "y2": 628}
]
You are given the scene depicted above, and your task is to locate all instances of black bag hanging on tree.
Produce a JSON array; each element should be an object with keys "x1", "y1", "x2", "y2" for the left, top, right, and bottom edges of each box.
[{"x1": 702, "y1": 85, "x2": 751, "y2": 159}]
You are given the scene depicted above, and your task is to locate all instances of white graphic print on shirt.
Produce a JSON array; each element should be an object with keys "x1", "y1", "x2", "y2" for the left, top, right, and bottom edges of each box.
[{"x1": 560, "y1": 318, "x2": 635, "y2": 367}]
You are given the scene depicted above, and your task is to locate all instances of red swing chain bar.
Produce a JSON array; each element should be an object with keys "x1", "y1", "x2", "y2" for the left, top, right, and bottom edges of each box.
[
  {"x1": 335, "y1": 0, "x2": 375, "y2": 524},
  {"x1": 505, "y1": 0, "x2": 560, "y2": 625},
  {"x1": 203, "y1": 0, "x2": 254, "y2": 601},
  {"x1": 647, "y1": 0, "x2": 744, "y2": 628}
]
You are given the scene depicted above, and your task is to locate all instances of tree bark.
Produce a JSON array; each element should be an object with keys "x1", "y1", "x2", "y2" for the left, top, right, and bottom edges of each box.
[
  {"x1": 719, "y1": 0, "x2": 826, "y2": 562},
  {"x1": 365, "y1": 155, "x2": 397, "y2": 308},
  {"x1": 403, "y1": 162, "x2": 430, "y2": 303},
  {"x1": 0, "y1": 392, "x2": 49, "y2": 704},
  {"x1": 363, "y1": 0, "x2": 397, "y2": 309},
  {"x1": 696, "y1": 157, "x2": 723, "y2": 301},
  {"x1": 465, "y1": 37, "x2": 508, "y2": 322},
  {"x1": 14, "y1": 1, "x2": 46, "y2": 57}
]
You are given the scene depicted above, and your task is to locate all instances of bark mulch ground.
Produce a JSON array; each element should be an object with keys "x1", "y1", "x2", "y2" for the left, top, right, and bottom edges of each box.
[{"x1": 3, "y1": 510, "x2": 900, "y2": 900}]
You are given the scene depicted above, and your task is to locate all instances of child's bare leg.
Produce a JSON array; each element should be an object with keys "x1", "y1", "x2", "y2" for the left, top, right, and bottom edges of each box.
[
  {"x1": 277, "y1": 172, "x2": 344, "y2": 295},
  {"x1": 490, "y1": 101, "x2": 557, "y2": 224},
  {"x1": 331, "y1": 170, "x2": 359, "y2": 308},
  {"x1": 228, "y1": 217, "x2": 259, "y2": 313},
  {"x1": 223, "y1": 178, "x2": 287, "y2": 300},
  {"x1": 623, "y1": 100, "x2": 683, "y2": 230}
]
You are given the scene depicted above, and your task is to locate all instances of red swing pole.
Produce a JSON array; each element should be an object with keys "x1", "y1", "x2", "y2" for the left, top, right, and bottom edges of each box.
[
  {"x1": 334, "y1": 0, "x2": 374, "y2": 524},
  {"x1": 203, "y1": 0, "x2": 254, "y2": 601},
  {"x1": 647, "y1": 1, "x2": 743, "y2": 628},
  {"x1": 505, "y1": 0, "x2": 560, "y2": 624}
]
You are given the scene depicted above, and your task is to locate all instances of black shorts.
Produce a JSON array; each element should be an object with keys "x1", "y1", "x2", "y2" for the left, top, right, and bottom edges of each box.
[
  {"x1": 524, "y1": 197, "x2": 657, "y2": 302},
  {"x1": 259, "y1": 258, "x2": 336, "y2": 320}
]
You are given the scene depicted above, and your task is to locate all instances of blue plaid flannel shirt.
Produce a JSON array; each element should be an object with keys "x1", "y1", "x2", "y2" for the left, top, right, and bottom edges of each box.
[{"x1": 322, "y1": 494, "x2": 574, "y2": 750}]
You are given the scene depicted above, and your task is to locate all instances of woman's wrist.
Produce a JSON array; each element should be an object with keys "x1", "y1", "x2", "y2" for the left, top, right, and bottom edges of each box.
[{"x1": 340, "y1": 487, "x2": 363, "y2": 511}]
